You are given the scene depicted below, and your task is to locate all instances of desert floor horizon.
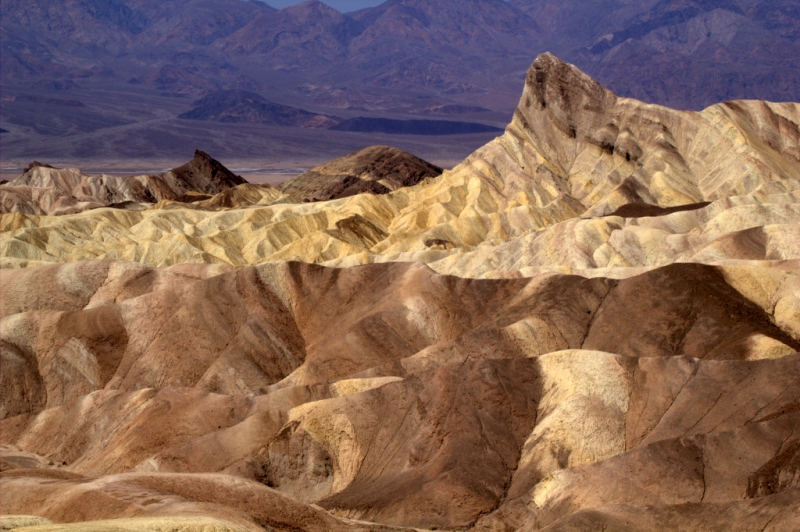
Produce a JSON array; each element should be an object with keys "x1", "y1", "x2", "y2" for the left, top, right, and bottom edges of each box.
[
  {"x1": 0, "y1": 157, "x2": 469, "y2": 188},
  {"x1": 1, "y1": 52, "x2": 799, "y2": 532}
]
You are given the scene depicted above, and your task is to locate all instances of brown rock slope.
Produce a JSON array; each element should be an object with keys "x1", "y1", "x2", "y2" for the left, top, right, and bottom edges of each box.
[
  {"x1": 1, "y1": 260, "x2": 799, "y2": 530},
  {"x1": 279, "y1": 145, "x2": 443, "y2": 202},
  {"x1": 1, "y1": 52, "x2": 799, "y2": 531},
  {"x1": 0, "y1": 150, "x2": 247, "y2": 216}
]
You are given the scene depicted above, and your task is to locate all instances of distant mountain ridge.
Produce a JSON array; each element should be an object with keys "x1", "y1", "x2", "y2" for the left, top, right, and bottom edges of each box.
[
  {"x1": 511, "y1": 0, "x2": 800, "y2": 108},
  {"x1": 1, "y1": 0, "x2": 799, "y2": 161},
  {"x1": 3, "y1": 0, "x2": 798, "y2": 107}
]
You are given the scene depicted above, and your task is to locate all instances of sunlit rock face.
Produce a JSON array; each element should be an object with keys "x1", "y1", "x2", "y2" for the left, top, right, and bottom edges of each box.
[
  {"x1": 1, "y1": 54, "x2": 799, "y2": 531},
  {"x1": 2, "y1": 54, "x2": 798, "y2": 273}
]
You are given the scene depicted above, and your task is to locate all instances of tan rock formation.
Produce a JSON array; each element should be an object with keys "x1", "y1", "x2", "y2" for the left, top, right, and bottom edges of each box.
[
  {"x1": 1, "y1": 53, "x2": 799, "y2": 531},
  {"x1": 0, "y1": 151, "x2": 247, "y2": 216},
  {"x1": 280, "y1": 145, "x2": 442, "y2": 202},
  {"x1": 1, "y1": 260, "x2": 798, "y2": 529},
  {"x1": 1, "y1": 55, "x2": 798, "y2": 272},
  {"x1": 0, "y1": 470, "x2": 399, "y2": 532}
]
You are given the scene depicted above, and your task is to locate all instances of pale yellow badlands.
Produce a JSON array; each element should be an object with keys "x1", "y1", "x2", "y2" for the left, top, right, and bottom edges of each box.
[
  {"x1": 1, "y1": 54, "x2": 799, "y2": 278},
  {"x1": 0, "y1": 515, "x2": 252, "y2": 532}
]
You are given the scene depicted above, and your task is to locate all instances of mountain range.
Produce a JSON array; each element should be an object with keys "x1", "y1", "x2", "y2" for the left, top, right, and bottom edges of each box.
[
  {"x1": 2, "y1": 0, "x2": 799, "y2": 162},
  {"x1": 1, "y1": 53, "x2": 799, "y2": 531}
]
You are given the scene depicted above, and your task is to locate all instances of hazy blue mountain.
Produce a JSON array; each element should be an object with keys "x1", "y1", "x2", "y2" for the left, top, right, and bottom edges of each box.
[{"x1": 1, "y1": 0, "x2": 798, "y2": 161}]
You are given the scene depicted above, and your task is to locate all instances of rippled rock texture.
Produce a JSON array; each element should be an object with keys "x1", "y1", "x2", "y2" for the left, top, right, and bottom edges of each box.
[
  {"x1": 1, "y1": 54, "x2": 799, "y2": 531},
  {"x1": 2, "y1": 55, "x2": 798, "y2": 272}
]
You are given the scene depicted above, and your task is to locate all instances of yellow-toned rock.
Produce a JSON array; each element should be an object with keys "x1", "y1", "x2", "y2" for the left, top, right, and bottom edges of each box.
[{"x1": 2, "y1": 55, "x2": 798, "y2": 276}]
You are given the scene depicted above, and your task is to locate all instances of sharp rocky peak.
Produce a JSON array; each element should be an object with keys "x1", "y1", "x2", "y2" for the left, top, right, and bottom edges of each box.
[{"x1": 167, "y1": 150, "x2": 246, "y2": 194}]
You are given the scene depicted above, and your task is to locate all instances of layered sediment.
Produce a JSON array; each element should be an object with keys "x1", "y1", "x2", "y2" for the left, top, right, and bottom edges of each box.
[{"x1": 1, "y1": 54, "x2": 798, "y2": 531}]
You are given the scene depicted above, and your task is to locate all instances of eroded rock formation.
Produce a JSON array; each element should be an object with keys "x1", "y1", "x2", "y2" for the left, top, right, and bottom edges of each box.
[
  {"x1": 1, "y1": 54, "x2": 799, "y2": 531},
  {"x1": 0, "y1": 150, "x2": 247, "y2": 216},
  {"x1": 0, "y1": 260, "x2": 798, "y2": 530},
  {"x1": 1, "y1": 55, "x2": 798, "y2": 270},
  {"x1": 280, "y1": 145, "x2": 443, "y2": 202}
]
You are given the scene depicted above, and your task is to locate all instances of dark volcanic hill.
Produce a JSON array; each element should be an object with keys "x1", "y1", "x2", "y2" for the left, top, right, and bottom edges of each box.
[
  {"x1": 178, "y1": 91, "x2": 499, "y2": 135},
  {"x1": 280, "y1": 145, "x2": 442, "y2": 201},
  {"x1": 330, "y1": 117, "x2": 503, "y2": 135},
  {"x1": 178, "y1": 90, "x2": 338, "y2": 128},
  {"x1": 168, "y1": 149, "x2": 247, "y2": 193}
]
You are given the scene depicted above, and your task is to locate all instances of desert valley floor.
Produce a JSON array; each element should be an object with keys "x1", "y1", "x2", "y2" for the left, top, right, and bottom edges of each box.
[{"x1": 1, "y1": 54, "x2": 799, "y2": 531}]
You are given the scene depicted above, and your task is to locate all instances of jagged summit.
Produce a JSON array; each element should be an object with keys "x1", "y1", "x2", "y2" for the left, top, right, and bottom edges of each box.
[
  {"x1": 20, "y1": 161, "x2": 55, "y2": 174},
  {"x1": 169, "y1": 149, "x2": 247, "y2": 194},
  {"x1": 492, "y1": 52, "x2": 800, "y2": 216}
]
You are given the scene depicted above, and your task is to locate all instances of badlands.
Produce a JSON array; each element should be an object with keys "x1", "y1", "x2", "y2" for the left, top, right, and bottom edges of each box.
[{"x1": 1, "y1": 54, "x2": 799, "y2": 531}]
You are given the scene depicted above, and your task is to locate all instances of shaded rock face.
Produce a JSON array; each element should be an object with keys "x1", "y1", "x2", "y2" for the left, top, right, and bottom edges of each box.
[
  {"x1": 0, "y1": 260, "x2": 798, "y2": 530},
  {"x1": 280, "y1": 145, "x2": 443, "y2": 202},
  {"x1": 169, "y1": 149, "x2": 247, "y2": 194},
  {"x1": 0, "y1": 150, "x2": 246, "y2": 215},
  {"x1": 606, "y1": 201, "x2": 712, "y2": 218}
]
